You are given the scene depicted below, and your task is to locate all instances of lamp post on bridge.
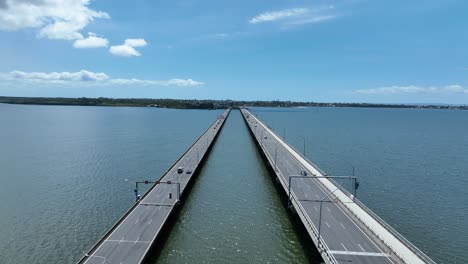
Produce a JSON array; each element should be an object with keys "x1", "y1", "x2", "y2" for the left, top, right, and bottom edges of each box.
[
  {"x1": 274, "y1": 146, "x2": 279, "y2": 171},
  {"x1": 134, "y1": 180, "x2": 181, "y2": 204},
  {"x1": 261, "y1": 129, "x2": 266, "y2": 146},
  {"x1": 299, "y1": 136, "x2": 306, "y2": 156},
  {"x1": 343, "y1": 159, "x2": 355, "y2": 177},
  {"x1": 287, "y1": 175, "x2": 359, "y2": 250},
  {"x1": 287, "y1": 175, "x2": 359, "y2": 208}
]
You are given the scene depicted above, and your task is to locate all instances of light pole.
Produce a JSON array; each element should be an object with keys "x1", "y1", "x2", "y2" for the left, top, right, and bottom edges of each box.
[
  {"x1": 343, "y1": 159, "x2": 355, "y2": 177},
  {"x1": 134, "y1": 180, "x2": 181, "y2": 203},
  {"x1": 274, "y1": 146, "x2": 278, "y2": 171},
  {"x1": 288, "y1": 174, "x2": 359, "y2": 251},
  {"x1": 318, "y1": 188, "x2": 339, "y2": 249},
  {"x1": 299, "y1": 136, "x2": 306, "y2": 156},
  {"x1": 288, "y1": 175, "x2": 359, "y2": 208}
]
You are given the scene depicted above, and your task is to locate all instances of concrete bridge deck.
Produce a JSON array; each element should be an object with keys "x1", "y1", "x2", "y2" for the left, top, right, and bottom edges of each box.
[
  {"x1": 78, "y1": 108, "x2": 231, "y2": 264},
  {"x1": 240, "y1": 108, "x2": 435, "y2": 264}
]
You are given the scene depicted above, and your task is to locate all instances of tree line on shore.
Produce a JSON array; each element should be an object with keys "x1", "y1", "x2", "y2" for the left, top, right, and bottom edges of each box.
[{"x1": 0, "y1": 96, "x2": 466, "y2": 110}]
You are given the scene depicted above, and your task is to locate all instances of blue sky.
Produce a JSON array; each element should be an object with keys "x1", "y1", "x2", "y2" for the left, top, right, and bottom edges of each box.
[{"x1": 0, "y1": 0, "x2": 467, "y2": 104}]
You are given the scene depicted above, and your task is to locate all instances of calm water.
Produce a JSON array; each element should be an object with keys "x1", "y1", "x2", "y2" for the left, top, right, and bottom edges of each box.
[
  {"x1": 1, "y1": 104, "x2": 467, "y2": 264},
  {"x1": 151, "y1": 110, "x2": 316, "y2": 264},
  {"x1": 251, "y1": 107, "x2": 468, "y2": 264},
  {"x1": 0, "y1": 104, "x2": 222, "y2": 263}
]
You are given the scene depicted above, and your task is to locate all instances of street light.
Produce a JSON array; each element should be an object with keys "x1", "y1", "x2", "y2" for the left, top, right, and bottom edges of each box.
[
  {"x1": 299, "y1": 136, "x2": 306, "y2": 156},
  {"x1": 343, "y1": 159, "x2": 355, "y2": 177},
  {"x1": 274, "y1": 146, "x2": 279, "y2": 171},
  {"x1": 317, "y1": 188, "x2": 339, "y2": 249},
  {"x1": 134, "y1": 180, "x2": 181, "y2": 203},
  {"x1": 287, "y1": 175, "x2": 359, "y2": 208},
  {"x1": 261, "y1": 130, "x2": 265, "y2": 145},
  {"x1": 288, "y1": 175, "x2": 359, "y2": 251}
]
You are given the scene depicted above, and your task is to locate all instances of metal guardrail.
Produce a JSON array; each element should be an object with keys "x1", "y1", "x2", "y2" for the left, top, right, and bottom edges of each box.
[{"x1": 247, "y1": 108, "x2": 437, "y2": 264}]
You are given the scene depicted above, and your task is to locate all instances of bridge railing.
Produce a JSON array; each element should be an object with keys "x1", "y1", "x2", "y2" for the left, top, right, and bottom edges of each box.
[{"x1": 248, "y1": 108, "x2": 436, "y2": 264}]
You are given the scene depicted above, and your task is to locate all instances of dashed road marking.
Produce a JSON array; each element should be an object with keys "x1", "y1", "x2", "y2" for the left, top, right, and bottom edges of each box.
[
  {"x1": 341, "y1": 243, "x2": 348, "y2": 251},
  {"x1": 107, "y1": 239, "x2": 151, "y2": 244},
  {"x1": 340, "y1": 222, "x2": 346, "y2": 230},
  {"x1": 358, "y1": 243, "x2": 365, "y2": 252},
  {"x1": 330, "y1": 250, "x2": 389, "y2": 257}
]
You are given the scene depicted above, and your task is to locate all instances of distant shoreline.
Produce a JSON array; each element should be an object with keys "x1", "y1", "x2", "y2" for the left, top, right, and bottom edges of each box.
[{"x1": 0, "y1": 96, "x2": 466, "y2": 110}]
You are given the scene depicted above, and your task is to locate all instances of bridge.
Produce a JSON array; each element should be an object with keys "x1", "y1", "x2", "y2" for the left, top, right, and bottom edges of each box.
[
  {"x1": 78, "y1": 107, "x2": 436, "y2": 264},
  {"x1": 78, "y1": 108, "x2": 231, "y2": 264},
  {"x1": 240, "y1": 108, "x2": 435, "y2": 264}
]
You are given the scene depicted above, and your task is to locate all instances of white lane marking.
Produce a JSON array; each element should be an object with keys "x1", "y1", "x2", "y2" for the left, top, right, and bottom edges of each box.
[
  {"x1": 106, "y1": 239, "x2": 152, "y2": 243},
  {"x1": 315, "y1": 194, "x2": 319, "y2": 199},
  {"x1": 358, "y1": 243, "x2": 365, "y2": 252},
  {"x1": 147, "y1": 219, "x2": 153, "y2": 225},
  {"x1": 341, "y1": 243, "x2": 348, "y2": 251},
  {"x1": 134, "y1": 218, "x2": 139, "y2": 224},
  {"x1": 325, "y1": 222, "x2": 331, "y2": 228},
  {"x1": 119, "y1": 236, "x2": 125, "y2": 243},
  {"x1": 326, "y1": 207, "x2": 331, "y2": 212},
  {"x1": 304, "y1": 193, "x2": 309, "y2": 198},
  {"x1": 330, "y1": 250, "x2": 390, "y2": 257},
  {"x1": 331, "y1": 196, "x2": 395, "y2": 264},
  {"x1": 314, "y1": 206, "x2": 318, "y2": 212},
  {"x1": 340, "y1": 222, "x2": 346, "y2": 230}
]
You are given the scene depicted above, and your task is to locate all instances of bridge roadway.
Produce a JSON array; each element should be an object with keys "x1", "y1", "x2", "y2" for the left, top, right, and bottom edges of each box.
[
  {"x1": 79, "y1": 108, "x2": 231, "y2": 264},
  {"x1": 241, "y1": 108, "x2": 435, "y2": 264}
]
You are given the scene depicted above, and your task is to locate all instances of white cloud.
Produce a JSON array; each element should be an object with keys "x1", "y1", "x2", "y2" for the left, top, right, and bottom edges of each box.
[
  {"x1": 249, "y1": 6, "x2": 336, "y2": 25},
  {"x1": 0, "y1": 70, "x2": 204, "y2": 87},
  {"x1": 124, "y1": 38, "x2": 147, "y2": 47},
  {"x1": 73, "y1": 32, "x2": 108, "y2": 48},
  {"x1": 284, "y1": 15, "x2": 336, "y2": 26},
  {"x1": 109, "y1": 38, "x2": 147, "y2": 57},
  {"x1": 110, "y1": 78, "x2": 204, "y2": 87},
  {"x1": 355, "y1": 85, "x2": 468, "y2": 95},
  {"x1": 6, "y1": 70, "x2": 109, "y2": 82},
  {"x1": 0, "y1": 0, "x2": 110, "y2": 40},
  {"x1": 250, "y1": 8, "x2": 309, "y2": 24}
]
